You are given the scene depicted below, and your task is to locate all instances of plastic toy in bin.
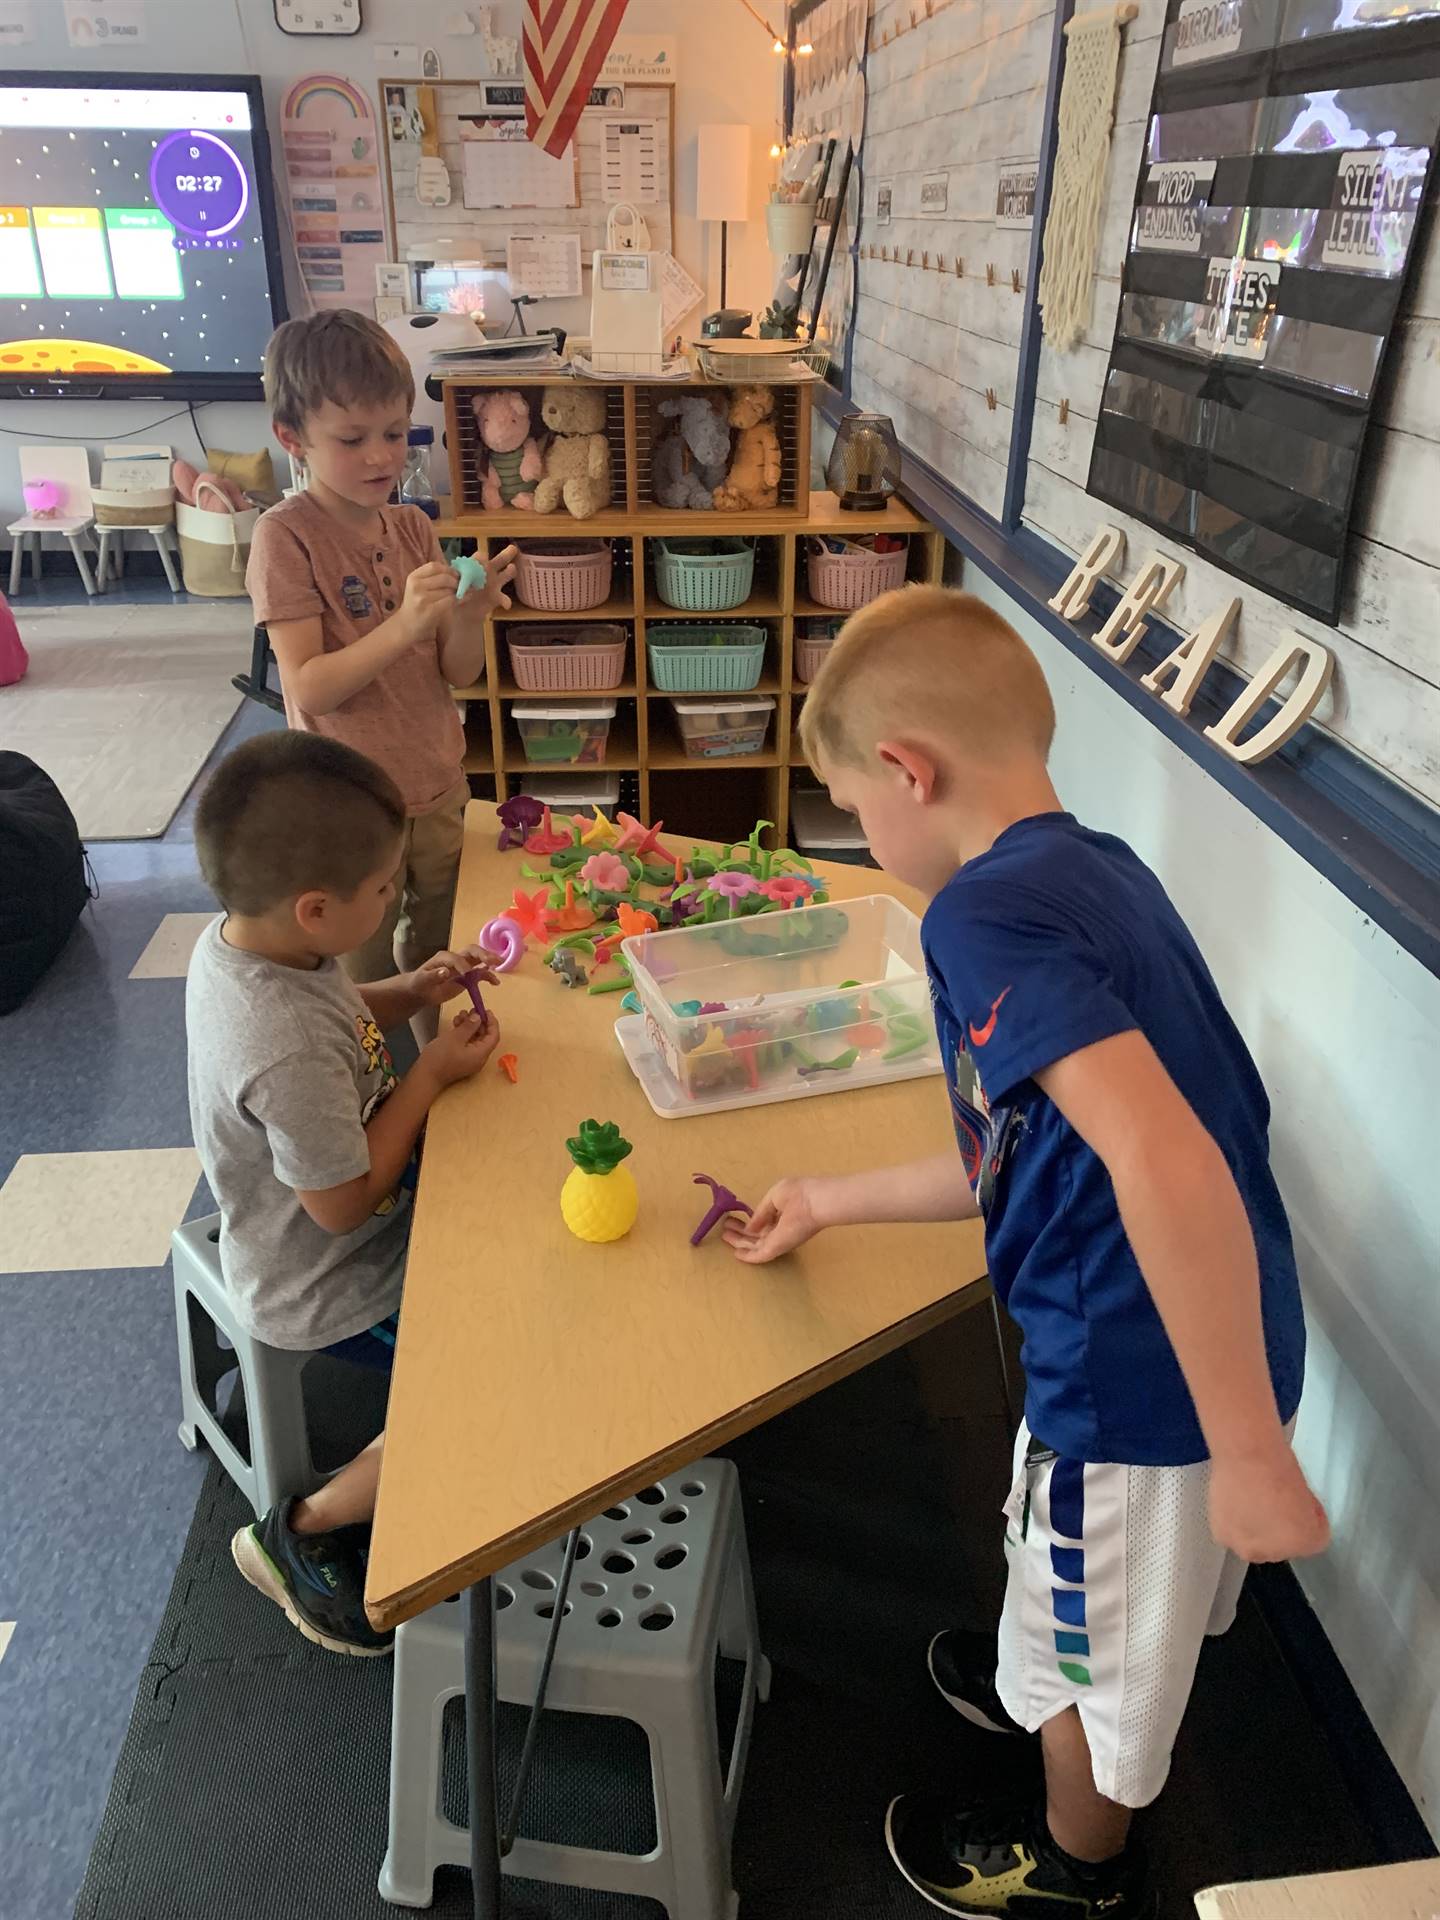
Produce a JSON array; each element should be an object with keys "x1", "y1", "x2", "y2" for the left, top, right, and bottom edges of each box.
[
  {"x1": 621, "y1": 894, "x2": 940, "y2": 1109},
  {"x1": 513, "y1": 700, "x2": 617, "y2": 766},
  {"x1": 670, "y1": 696, "x2": 774, "y2": 760}
]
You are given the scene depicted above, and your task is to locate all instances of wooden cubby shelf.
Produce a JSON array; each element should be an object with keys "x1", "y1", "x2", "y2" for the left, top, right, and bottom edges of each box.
[{"x1": 439, "y1": 370, "x2": 941, "y2": 844}]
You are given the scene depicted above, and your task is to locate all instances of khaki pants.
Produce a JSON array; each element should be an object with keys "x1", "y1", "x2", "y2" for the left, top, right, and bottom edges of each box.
[{"x1": 343, "y1": 780, "x2": 468, "y2": 986}]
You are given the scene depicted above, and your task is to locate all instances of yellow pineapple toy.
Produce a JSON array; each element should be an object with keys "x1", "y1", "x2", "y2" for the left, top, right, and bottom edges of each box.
[{"x1": 561, "y1": 1118, "x2": 639, "y2": 1243}]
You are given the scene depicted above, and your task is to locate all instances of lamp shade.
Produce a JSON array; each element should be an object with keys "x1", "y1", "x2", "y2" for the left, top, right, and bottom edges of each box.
[
  {"x1": 826, "y1": 411, "x2": 902, "y2": 511},
  {"x1": 696, "y1": 124, "x2": 751, "y2": 223}
]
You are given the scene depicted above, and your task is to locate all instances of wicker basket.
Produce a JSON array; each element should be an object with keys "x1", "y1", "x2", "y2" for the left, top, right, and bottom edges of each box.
[
  {"x1": 806, "y1": 541, "x2": 908, "y2": 611},
  {"x1": 795, "y1": 626, "x2": 841, "y2": 683},
  {"x1": 513, "y1": 540, "x2": 613, "y2": 612},
  {"x1": 92, "y1": 486, "x2": 176, "y2": 527},
  {"x1": 647, "y1": 623, "x2": 766, "y2": 693},
  {"x1": 507, "y1": 624, "x2": 627, "y2": 692},
  {"x1": 653, "y1": 538, "x2": 755, "y2": 612}
]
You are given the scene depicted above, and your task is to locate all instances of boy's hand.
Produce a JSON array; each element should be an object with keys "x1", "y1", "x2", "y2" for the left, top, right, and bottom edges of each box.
[
  {"x1": 420, "y1": 1008, "x2": 502, "y2": 1088},
  {"x1": 1209, "y1": 1443, "x2": 1330, "y2": 1563},
  {"x1": 723, "y1": 1178, "x2": 823, "y2": 1264},
  {"x1": 401, "y1": 560, "x2": 460, "y2": 640},
  {"x1": 407, "y1": 947, "x2": 498, "y2": 1009},
  {"x1": 474, "y1": 543, "x2": 518, "y2": 618}
]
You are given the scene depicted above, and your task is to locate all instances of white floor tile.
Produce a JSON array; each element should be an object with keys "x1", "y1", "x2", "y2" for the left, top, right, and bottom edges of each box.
[
  {"x1": 0, "y1": 1149, "x2": 201, "y2": 1274},
  {"x1": 129, "y1": 912, "x2": 216, "y2": 980},
  {"x1": 0, "y1": 1623, "x2": 13, "y2": 1669}
]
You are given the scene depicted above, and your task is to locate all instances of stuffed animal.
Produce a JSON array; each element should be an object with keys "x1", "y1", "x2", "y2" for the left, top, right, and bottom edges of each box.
[
  {"x1": 533, "y1": 385, "x2": 612, "y2": 519},
  {"x1": 172, "y1": 458, "x2": 249, "y2": 513},
  {"x1": 653, "y1": 393, "x2": 731, "y2": 511},
  {"x1": 714, "y1": 386, "x2": 783, "y2": 512},
  {"x1": 473, "y1": 389, "x2": 544, "y2": 511}
]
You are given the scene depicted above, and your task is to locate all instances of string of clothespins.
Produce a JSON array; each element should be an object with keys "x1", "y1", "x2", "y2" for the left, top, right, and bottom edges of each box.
[{"x1": 862, "y1": 244, "x2": 1024, "y2": 293}]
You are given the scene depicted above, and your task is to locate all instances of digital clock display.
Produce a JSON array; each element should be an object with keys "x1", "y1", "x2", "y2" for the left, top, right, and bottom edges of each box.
[
  {"x1": 174, "y1": 174, "x2": 224, "y2": 194},
  {"x1": 150, "y1": 130, "x2": 248, "y2": 239}
]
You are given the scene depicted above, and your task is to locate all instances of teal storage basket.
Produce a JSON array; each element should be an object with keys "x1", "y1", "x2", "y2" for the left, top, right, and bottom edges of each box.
[
  {"x1": 648, "y1": 623, "x2": 767, "y2": 692},
  {"x1": 653, "y1": 538, "x2": 755, "y2": 611}
]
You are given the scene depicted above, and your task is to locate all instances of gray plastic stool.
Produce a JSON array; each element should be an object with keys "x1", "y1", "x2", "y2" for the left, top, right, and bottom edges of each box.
[
  {"x1": 379, "y1": 1458, "x2": 770, "y2": 1916},
  {"x1": 172, "y1": 1213, "x2": 324, "y2": 1521}
]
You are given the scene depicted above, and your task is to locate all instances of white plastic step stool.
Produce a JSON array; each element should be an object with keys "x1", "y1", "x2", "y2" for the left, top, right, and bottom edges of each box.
[{"x1": 379, "y1": 1458, "x2": 770, "y2": 1916}]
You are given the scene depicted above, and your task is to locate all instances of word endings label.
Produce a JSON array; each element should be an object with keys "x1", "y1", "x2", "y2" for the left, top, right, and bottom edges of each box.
[{"x1": 1135, "y1": 159, "x2": 1216, "y2": 254}]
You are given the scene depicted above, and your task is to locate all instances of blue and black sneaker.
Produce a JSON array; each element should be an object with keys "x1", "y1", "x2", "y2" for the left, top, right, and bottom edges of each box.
[
  {"x1": 885, "y1": 1793, "x2": 1153, "y2": 1917},
  {"x1": 231, "y1": 1498, "x2": 393, "y2": 1658}
]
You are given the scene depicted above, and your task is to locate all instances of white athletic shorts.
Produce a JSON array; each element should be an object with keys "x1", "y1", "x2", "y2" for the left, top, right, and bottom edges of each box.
[{"x1": 995, "y1": 1419, "x2": 1249, "y2": 1810}]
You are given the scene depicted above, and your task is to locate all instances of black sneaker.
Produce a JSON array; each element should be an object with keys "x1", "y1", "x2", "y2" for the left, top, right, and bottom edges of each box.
[
  {"x1": 885, "y1": 1793, "x2": 1152, "y2": 1917},
  {"x1": 928, "y1": 1630, "x2": 1027, "y2": 1735},
  {"x1": 231, "y1": 1498, "x2": 393, "y2": 1658}
]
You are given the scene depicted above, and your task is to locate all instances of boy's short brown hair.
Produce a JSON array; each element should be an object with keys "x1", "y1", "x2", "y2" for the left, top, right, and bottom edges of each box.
[
  {"x1": 263, "y1": 310, "x2": 414, "y2": 434},
  {"x1": 799, "y1": 584, "x2": 1056, "y2": 771},
  {"x1": 196, "y1": 731, "x2": 406, "y2": 915}
]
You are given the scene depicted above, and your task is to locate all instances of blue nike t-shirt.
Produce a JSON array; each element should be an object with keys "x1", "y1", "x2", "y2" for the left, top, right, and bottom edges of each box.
[{"x1": 923, "y1": 812, "x2": 1304, "y2": 1467}]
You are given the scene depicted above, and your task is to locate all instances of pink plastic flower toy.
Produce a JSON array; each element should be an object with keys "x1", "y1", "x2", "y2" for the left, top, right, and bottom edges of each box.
[{"x1": 478, "y1": 915, "x2": 526, "y2": 972}]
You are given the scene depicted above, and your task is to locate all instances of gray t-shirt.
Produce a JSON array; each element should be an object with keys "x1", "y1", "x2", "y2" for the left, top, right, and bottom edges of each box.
[{"x1": 185, "y1": 917, "x2": 409, "y2": 1349}]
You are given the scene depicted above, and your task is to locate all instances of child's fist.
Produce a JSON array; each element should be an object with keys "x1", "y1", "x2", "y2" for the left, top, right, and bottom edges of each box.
[
  {"x1": 421, "y1": 1008, "x2": 501, "y2": 1088},
  {"x1": 1209, "y1": 1445, "x2": 1330, "y2": 1563},
  {"x1": 401, "y1": 560, "x2": 460, "y2": 638}
]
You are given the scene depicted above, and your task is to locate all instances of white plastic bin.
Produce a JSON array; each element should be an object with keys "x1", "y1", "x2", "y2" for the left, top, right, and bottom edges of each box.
[
  {"x1": 670, "y1": 695, "x2": 775, "y2": 760},
  {"x1": 512, "y1": 700, "x2": 617, "y2": 767},
  {"x1": 791, "y1": 788, "x2": 872, "y2": 866},
  {"x1": 520, "y1": 772, "x2": 622, "y2": 819}
]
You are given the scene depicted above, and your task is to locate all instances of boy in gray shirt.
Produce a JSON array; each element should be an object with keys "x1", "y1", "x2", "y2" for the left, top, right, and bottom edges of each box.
[{"x1": 187, "y1": 731, "x2": 501, "y2": 1654}]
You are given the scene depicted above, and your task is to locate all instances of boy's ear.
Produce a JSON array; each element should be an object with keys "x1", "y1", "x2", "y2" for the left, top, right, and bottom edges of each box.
[
  {"x1": 876, "y1": 739, "x2": 939, "y2": 803},
  {"x1": 273, "y1": 420, "x2": 305, "y2": 462},
  {"x1": 293, "y1": 888, "x2": 329, "y2": 935}
]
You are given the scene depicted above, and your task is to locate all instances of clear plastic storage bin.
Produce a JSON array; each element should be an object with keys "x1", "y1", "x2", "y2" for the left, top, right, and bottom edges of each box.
[
  {"x1": 622, "y1": 894, "x2": 940, "y2": 1107},
  {"x1": 791, "y1": 787, "x2": 873, "y2": 866},
  {"x1": 513, "y1": 700, "x2": 617, "y2": 766},
  {"x1": 670, "y1": 695, "x2": 774, "y2": 760},
  {"x1": 520, "y1": 772, "x2": 622, "y2": 819}
]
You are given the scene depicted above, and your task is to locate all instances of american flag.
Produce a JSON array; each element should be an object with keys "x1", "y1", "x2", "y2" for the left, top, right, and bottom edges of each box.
[{"x1": 524, "y1": 0, "x2": 631, "y2": 159}]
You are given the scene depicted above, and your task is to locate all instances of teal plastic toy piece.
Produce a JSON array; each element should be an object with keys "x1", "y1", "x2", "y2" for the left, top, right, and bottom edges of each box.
[
  {"x1": 450, "y1": 554, "x2": 488, "y2": 600},
  {"x1": 621, "y1": 990, "x2": 642, "y2": 1014}
]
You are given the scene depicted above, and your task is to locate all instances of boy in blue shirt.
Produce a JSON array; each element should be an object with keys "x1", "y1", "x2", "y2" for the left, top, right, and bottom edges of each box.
[{"x1": 726, "y1": 587, "x2": 1328, "y2": 1918}]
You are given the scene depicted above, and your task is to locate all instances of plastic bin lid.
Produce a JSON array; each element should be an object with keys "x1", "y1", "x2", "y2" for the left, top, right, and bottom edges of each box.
[
  {"x1": 792, "y1": 787, "x2": 869, "y2": 849},
  {"x1": 522, "y1": 772, "x2": 621, "y2": 802},
  {"x1": 670, "y1": 695, "x2": 776, "y2": 716},
  {"x1": 513, "y1": 700, "x2": 618, "y2": 720}
]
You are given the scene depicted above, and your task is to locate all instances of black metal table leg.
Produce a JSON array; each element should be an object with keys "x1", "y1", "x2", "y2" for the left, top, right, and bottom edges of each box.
[{"x1": 465, "y1": 1577, "x2": 503, "y2": 1918}]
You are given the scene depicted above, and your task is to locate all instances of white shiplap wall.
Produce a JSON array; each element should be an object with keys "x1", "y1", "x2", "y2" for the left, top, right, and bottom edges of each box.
[
  {"x1": 1020, "y1": 0, "x2": 1440, "y2": 809},
  {"x1": 850, "y1": 0, "x2": 1058, "y2": 518}
]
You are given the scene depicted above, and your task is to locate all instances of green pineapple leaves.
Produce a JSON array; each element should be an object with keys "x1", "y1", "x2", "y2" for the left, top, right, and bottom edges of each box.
[{"x1": 565, "y1": 1119, "x2": 634, "y2": 1177}]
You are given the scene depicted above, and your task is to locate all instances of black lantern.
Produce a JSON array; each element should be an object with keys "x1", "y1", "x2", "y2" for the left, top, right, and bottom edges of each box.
[{"x1": 826, "y1": 411, "x2": 901, "y2": 511}]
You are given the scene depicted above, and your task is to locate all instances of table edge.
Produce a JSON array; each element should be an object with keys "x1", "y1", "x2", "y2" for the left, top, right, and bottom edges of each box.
[{"x1": 368, "y1": 1273, "x2": 991, "y2": 1630}]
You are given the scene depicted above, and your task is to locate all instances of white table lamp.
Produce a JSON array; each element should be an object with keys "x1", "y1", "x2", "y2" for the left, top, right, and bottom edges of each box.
[{"x1": 696, "y1": 123, "x2": 751, "y2": 309}]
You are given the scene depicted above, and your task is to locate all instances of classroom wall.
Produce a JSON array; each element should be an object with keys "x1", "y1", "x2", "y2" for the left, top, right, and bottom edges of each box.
[
  {"x1": 0, "y1": 0, "x2": 779, "y2": 515},
  {"x1": 960, "y1": 559, "x2": 1440, "y2": 1842}
]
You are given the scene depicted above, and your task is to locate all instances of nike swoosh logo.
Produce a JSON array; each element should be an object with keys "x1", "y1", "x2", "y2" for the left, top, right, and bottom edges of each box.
[{"x1": 968, "y1": 986, "x2": 1012, "y2": 1049}]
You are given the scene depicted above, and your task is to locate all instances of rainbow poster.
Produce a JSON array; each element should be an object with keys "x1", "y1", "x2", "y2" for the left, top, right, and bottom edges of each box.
[{"x1": 281, "y1": 70, "x2": 388, "y2": 311}]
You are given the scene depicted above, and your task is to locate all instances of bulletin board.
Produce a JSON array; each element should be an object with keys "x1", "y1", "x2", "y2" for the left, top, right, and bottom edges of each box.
[
  {"x1": 381, "y1": 80, "x2": 676, "y2": 304},
  {"x1": 1085, "y1": 0, "x2": 1440, "y2": 627}
]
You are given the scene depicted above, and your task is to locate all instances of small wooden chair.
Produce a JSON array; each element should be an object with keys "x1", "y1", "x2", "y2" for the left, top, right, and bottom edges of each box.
[{"x1": 6, "y1": 446, "x2": 100, "y2": 597}]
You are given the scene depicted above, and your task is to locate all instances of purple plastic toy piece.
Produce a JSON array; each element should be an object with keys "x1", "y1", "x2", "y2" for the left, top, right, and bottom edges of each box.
[
  {"x1": 459, "y1": 967, "x2": 489, "y2": 1022},
  {"x1": 496, "y1": 794, "x2": 545, "y2": 851},
  {"x1": 690, "y1": 1173, "x2": 752, "y2": 1247}
]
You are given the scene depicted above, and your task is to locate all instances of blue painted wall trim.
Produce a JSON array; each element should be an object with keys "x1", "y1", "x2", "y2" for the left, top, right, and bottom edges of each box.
[{"x1": 815, "y1": 387, "x2": 1440, "y2": 979}]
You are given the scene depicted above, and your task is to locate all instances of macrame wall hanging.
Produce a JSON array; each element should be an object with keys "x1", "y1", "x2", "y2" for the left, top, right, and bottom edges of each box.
[{"x1": 1037, "y1": 3, "x2": 1137, "y2": 352}]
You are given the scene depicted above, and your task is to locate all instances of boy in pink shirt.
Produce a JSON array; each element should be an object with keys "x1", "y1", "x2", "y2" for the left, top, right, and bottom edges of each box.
[{"x1": 247, "y1": 310, "x2": 516, "y2": 1016}]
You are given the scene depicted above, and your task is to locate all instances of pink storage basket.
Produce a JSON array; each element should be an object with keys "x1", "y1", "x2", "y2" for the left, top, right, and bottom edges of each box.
[
  {"x1": 513, "y1": 540, "x2": 613, "y2": 612},
  {"x1": 807, "y1": 541, "x2": 908, "y2": 611},
  {"x1": 507, "y1": 624, "x2": 627, "y2": 692},
  {"x1": 795, "y1": 625, "x2": 841, "y2": 684}
]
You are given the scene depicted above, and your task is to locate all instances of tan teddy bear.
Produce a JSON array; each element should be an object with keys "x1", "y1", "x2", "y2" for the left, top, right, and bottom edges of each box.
[
  {"x1": 533, "y1": 384, "x2": 613, "y2": 519},
  {"x1": 713, "y1": 385, "x2": 783, "y2": 512}
]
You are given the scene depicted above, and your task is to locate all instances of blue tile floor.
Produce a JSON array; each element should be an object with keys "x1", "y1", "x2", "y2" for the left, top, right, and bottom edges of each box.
[{"x1": 0, "y1": 595, "x2": 283, "y2": 1919}]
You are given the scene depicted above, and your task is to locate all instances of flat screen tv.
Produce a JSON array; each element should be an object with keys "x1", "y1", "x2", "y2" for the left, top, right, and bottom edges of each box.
[{"x1": 0, "y1": 71, "x2": 287, "y2": 401}]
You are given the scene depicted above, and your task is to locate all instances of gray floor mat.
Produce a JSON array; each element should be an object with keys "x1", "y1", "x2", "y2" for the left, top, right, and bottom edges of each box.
[{"x1": 75, "y1": 1342, "x2": 1380, "y2": 1919}]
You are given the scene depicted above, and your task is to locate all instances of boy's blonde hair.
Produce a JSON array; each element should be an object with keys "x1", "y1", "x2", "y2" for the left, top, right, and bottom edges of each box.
[
  {"x1": 799, "y1": 585, "x2": 1056, "y2": 771},
  {"x1": 263, "y1": 309, "x2": 414, "y2": 434}
]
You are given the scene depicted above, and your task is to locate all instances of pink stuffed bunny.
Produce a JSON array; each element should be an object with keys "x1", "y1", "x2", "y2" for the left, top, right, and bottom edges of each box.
[
  {"x1": 172, "y1": 458, "x2": 249, "y2": 513},
  {"x1": 472, "y1": 390, "x2": 544, "y2": 511}
]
